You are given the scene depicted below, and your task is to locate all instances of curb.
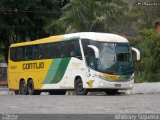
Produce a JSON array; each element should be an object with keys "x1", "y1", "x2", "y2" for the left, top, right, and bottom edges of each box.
[{"x1": 126, "y1": 82, "x2": 160, "y2": 94}]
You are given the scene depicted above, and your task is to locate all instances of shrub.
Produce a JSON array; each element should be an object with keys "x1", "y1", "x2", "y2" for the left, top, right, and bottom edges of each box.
[{"x1": 131, "y1": 29, "x2": 160, "y2": 82}]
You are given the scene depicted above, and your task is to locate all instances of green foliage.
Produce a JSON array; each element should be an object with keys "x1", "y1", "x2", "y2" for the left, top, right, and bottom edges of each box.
[
  {"x1": 0, "y1": 0, "x2": 151, "y2": 62},
  {"x1": 154, "y1": 17, "x2": 160, "y2": 27},
  {"x1": 46, "y1": 0, "x2": 129, "y2": 34},
  {"x1": 0, "y1": 0, "x2": 60, "y2": 41},
  {"x1": 138, "y1": 0, "x2": 160, "y2": 28},
  {"x1": 132, "y1": 29, "x2": 160, "y2": 82},
  {"x1": 0, "y1": 0, "x2": 61, "y2": 61}
]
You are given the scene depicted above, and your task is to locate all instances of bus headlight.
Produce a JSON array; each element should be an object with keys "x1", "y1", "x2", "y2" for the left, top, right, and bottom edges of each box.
[
  {"x1": 129, "y1": 84, "x2": 133, "y2": 88},
  {"x1": 100, "y1": 82, "x2": 103, "y2": 86}
]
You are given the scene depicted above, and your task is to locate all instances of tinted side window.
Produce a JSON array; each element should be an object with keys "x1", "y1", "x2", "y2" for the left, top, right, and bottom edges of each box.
[
  {"x1": 43, "y1": 44, "x2": 50, "y2": 59},
  {"x1": 10, "y1": 40, "x2": 82, "y2": 61},
  {"x1": 50, "y1": 42, "x2": 58, "y2": 58},
  {"x1": 56, "y1": 43, "x2": 61, "y2": 58},
  {"x1": 67, "y1": 40, "x2": 82, "y2": 59},
  {"x1": 60, "y1": 42, "x2": 68, "y2": 57},
  {"x1": 68, "y1": 41, "x2": 76, "y2": 57},
  {"x1": 10, "y1": 48, "x2": 16, "y2": 61},
  {"x1": 75, "y1": 41, "x2": 82, "y2": 58},
  {"x1": 81, "y1": 39, "x2": 91, "y2": 56},
  {"x1": 27, "y1": 46, "x2": 33, "y2": 60},
  {"x1": 10, "y1": 47, "x2": 23, "y2": 61},
  {"x1": 17, "y1": 47, "x2": 23, "y2": 61},
  {"x1": 33, "y1": 45, "x2": 39, "y2": 60},
  {"x1": 81, "y1": 39, "x2": 96, "y2": 67},
  {"x1": 38, "y1": 44, "x2": 45, "y2": 59}
]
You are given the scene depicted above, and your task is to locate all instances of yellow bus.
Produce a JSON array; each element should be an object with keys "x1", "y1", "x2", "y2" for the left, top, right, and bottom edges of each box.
[{"x1": 8, "y1": 32, "x2": 140, "y2": 95}]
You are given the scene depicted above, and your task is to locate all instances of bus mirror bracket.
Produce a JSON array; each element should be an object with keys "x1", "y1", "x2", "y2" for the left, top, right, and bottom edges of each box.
[
  {"x1": 87, "y1": 45, "x2": 100, "y2": 58},
  {"x1": 131, "y1": 47, "x2": 140, "y2": 61}
]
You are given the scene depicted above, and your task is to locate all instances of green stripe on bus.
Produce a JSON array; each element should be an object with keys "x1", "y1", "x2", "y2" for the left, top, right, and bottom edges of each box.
[
  {"x1": 43, "y1": 59, "x2": 61, "y2": 84},
  {"x1": 43, "y1": 58, "x2": 71, "y2": 84},
  {"x1": 50, "y1": 57, "x2": 71, "y2": 83}
]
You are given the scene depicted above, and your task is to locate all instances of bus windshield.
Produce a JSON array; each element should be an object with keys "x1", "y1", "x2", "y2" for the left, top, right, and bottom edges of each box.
[{"x1": 82, "y1": 39, "x2": 133, "y2": 75}]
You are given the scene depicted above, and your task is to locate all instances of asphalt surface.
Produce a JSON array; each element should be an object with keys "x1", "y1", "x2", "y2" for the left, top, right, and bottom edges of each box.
[{"x1": 0, "y1": 94, "x2": 159, "y2": 114}]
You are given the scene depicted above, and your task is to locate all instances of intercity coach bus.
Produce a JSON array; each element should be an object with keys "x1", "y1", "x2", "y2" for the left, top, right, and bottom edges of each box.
[{"x1": 8, "y1": 32, "x2": 140, "y2": 95}]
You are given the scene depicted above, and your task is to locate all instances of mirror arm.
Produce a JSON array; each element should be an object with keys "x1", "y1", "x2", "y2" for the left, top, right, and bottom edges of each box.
[
  {"x1": 131, "y1": 47, "x2": 140, "y2": 61},
  {"x1": 87, "y1": 45, "x2": 100, "y2": 58}
]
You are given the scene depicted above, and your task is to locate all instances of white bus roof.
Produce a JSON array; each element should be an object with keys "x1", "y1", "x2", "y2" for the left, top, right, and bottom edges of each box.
[
  {"x1": 10, "y1": 32, "x2": 129, "y2": 47},
  {"x1": 65, "y1": 32, "x2": 129, "y2": 43}
]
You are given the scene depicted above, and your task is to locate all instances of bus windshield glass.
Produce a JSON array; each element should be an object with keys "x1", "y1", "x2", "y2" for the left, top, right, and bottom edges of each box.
[{"x1": 82, "y1": 39, "x2": 133, "y2": 75}]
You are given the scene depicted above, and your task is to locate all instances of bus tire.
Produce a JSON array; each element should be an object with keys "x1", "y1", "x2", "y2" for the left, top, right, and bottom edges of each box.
[
  {"x1": 19, "y1": 80, "x2": 27, "y2": 95},
  {"x1": 14, "y1": 90, "x2": 19, "y2": 95},
  {"x1": 105, "y1": 89, "x2": 118, "y2": 95},
  {"x1": 74, "y1": 78, "x2": 88, "y2": 95},
  {"x1": 27, "y1": 79, "x2": 41, "y2": 95},
  {"x1": 49, "y1": 90, "x2": 66, "y2": 95}
]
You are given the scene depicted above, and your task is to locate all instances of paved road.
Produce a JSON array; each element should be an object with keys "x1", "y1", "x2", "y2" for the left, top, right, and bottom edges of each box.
[{"x1": 0, "y1": 94, "x2": 159, "y2": 114}]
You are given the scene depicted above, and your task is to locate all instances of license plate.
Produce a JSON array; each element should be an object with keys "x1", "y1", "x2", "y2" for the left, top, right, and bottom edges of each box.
[{"x1": 115, "y1": 84, "x2": 121, "y2": 87}]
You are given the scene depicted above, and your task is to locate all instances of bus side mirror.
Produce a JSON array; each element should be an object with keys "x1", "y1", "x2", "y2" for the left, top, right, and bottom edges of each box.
[
  {"x1": 87, "y1": 45, "x2": 100, "y2": 58},
  {"x1": 131, "y1": 47, "x2": 140, "y2": 61}
]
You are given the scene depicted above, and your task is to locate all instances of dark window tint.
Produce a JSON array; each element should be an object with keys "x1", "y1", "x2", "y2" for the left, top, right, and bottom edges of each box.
[
  {"x1": 10, "y1": 39, "x2": 82, "y2": 61},
  {"x1": 27, "y1": 46, "x2": 33, "y2": 60},
  {"x1": 10, "y1": 48, "x2": 16, "y2": 61},
  {"x1": 81, "y1": 39, "x2": 92, "y2": 55},
  {"x1": 68, "y1": 41, "x2": 76, "y2": 57}
]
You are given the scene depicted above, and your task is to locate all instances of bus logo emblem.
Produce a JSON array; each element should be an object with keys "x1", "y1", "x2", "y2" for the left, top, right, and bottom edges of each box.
[{"x1": 87, "y1": 80, "x2": 94, "y2": 88}]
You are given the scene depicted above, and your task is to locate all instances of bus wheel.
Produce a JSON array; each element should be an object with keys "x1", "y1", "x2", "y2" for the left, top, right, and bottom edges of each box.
[
  {"x1": 74, "y1": 78, "x2": 88, "y2": 95},
  {"x1": 19, "y1": 80, "x2": 27, "y2": 95},
  {"x1": 105, "y1": 89, "x2": 118, "y2": 95},
  {"x1": 27, "y1": 80, "x2": 41, "y2": 95},
  {"x1": 14, "y1": 90, "x2": 19, "y2": 95},
  {"x1": 49, "y1": 90, "x2": 66, "y2": 95}
]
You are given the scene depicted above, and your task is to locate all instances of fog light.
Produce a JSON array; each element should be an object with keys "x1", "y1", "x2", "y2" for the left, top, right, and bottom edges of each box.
[{"x1": 129, "y1": 84, "x2": 133, "y2": 87}]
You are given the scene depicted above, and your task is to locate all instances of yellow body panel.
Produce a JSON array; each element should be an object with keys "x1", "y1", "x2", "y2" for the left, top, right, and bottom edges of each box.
[
  {"x1": 8, "y1": 35, "x2": 64, "y2": 90},
  {"x1": 10, "y1": 35, "x2": 63, "y2": 47},
  {"x1": 8, "y1": 59, "x2": 53, "y2": 90}
]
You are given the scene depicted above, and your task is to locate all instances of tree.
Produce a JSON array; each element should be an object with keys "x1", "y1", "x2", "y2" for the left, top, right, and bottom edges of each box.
[
  {"x1": 46, "y1": 0, "x2": 129, "y2": 34},
  {"x1": 58, "y1": 0, "x2": 70, "y2": 8},
  {"x1": 132, "y1": 29, "x2": 160, "y2": 82},
  {"x1": 0, "y1": 0, "x2": 61, "y2": 62},
  {"x1": 127, "y1": 0, "x2": 160, "y2": 30}
]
